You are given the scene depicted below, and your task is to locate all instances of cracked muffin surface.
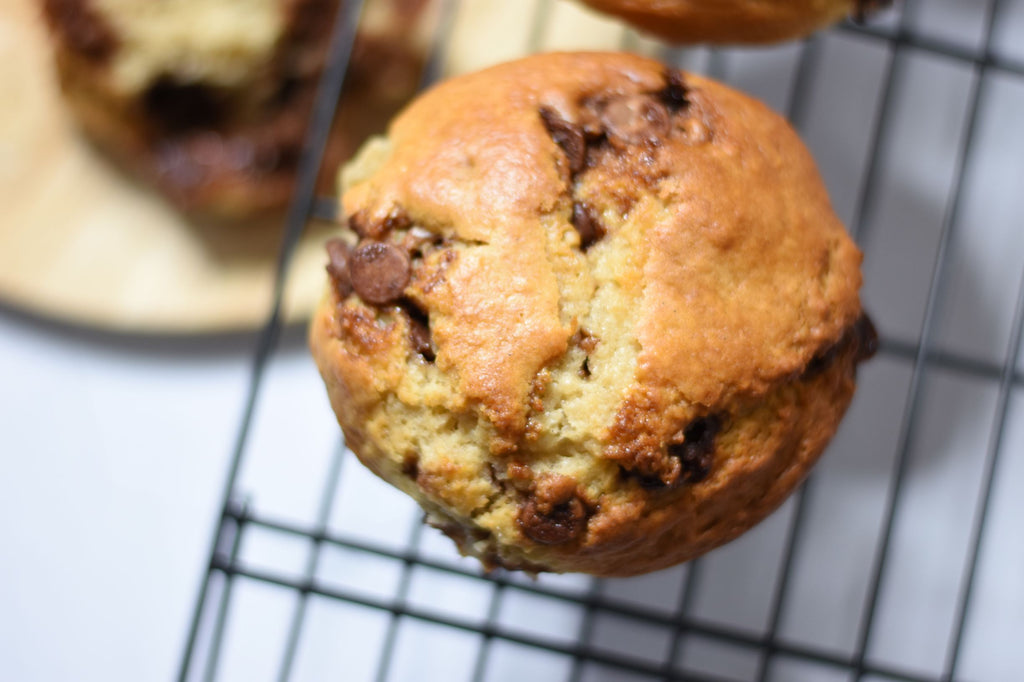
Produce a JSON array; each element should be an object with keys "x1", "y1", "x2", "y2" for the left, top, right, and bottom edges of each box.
[
  {"x1": 309, "y1": 52, "x2": 874, "y2": 577},
  {"x1": 577, "y1": 0, "x2": 891, "y2": 44},
  {"x1": 40, "y1": 0, "x2": 433, "y2": 215}
]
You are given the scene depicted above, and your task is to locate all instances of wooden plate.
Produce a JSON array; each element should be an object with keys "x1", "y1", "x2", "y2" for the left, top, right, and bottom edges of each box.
[{"x1": 0, "y1": 0, "x2": 633, "y2": 334}]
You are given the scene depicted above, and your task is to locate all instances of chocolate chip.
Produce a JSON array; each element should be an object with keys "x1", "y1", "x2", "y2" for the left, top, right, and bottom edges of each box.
[
  {"x1": 517, "y1": 475, "x2": 589, "y2": 545},
  {"x1": 660, "y1": 70, "x2": 689, "y2": 113},
  {"x1": 803, "y1": 344, "x2": 839, "y2": 379},
  {"x1": 401, "y1": 452, "x2": 419, "y2": 479},
  {"x1": 325, "y1": 238, "x2": 353, "y2": 299},
  {"x1": 572, "y1": 329, "x2": 598, "y2": 378},
  {"x1": 573, "y1": 328, "x2": 599, "y2": 353},
  {"x1": 669, "y1": 415, "x2": 722, "y2": 484},
  {"x1": 401, "y1": 299, "x2": 434, "y2": 362},
  {"x1": 43, "y1": 0, "x2": 118, "y2": 62},
  {"x1": 805, "y1": 313, "x2": 879, "y2": 378},
  {"x1": 143, "y1": 77, "x2": 225, "y2": 133},
  {"x1": 600, "y1": 95, "x2": 670, "y2": 146},
  {"x1": 855, "y1": 313, "x2": 879, "y2": 360},
  {"x1": 349, "y1": 241, "x2": 411, "y2": 305},
  {"x1": 518, "y1": 496, "x2": 586, "y2": 545},
  {"x1": 540, "y1": 107, "x2": 586, "y2": 174},
  {"x1": 572, "y1": 202, "x2": 606, "y2": 250}
]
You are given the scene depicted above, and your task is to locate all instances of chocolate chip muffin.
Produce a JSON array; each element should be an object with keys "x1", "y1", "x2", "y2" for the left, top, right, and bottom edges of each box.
[
  {"x1": 40, "y1": 0, "x2": 433, "y2": 215},
  {"x1": 309, "y1": 52, "x2": 875, "y2": 576},
  {"x1": 577, "y1": 0, "x2": 892, "y2": 44}
]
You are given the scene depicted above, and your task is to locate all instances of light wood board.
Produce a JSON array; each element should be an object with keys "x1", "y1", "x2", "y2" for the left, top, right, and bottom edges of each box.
[{"x1": 0, "y1": 0, "x2": 638, "y2": 334}]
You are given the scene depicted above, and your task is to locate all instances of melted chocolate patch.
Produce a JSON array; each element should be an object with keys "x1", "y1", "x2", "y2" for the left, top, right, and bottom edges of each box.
[
  {"x1": 855, "y1": 313, "x2": 879, "y2": 360},
  {"x1": 349, "y1": 241, "x2": 411, "y2": 305},
  {"x1": 804, "y1": 313, "x2": 879, "y2": 378},
  {"x1": 572, "y1": 329, "x2": 598, "y2": 378},
  {"x1": 400, "y1": 299, "x2": 434, "y2": 362},
  {"x1": 401, "y1": 452, "x2": 419, "y2": 479},
  {"x1": 517, "y1": 474, "x2": 589, "y2": 545},
  {"x1": 44, "y1": 0, "x2": 118, "y2": 62},
  {"x1": 143, "y1": 77, "x2": 226, "y2": 133},
  {"x1": 540, "y1": 107, "x2": 586, "y2": 174},
  {"x1": 518, "y1": 497, "x2": 586, "y2": 545},
  {"x1": 572, "y1": 202, "x2": 606, "y2": 250},
  {"x1": 660, "y1": 69, "x2": 690, "y2": 113},
  {"x1": 670, "y1": 415, "x2": 722, "y2": 484},
  {"x1": 599, "y1": 95, "x2": 670, "y2": 146}
]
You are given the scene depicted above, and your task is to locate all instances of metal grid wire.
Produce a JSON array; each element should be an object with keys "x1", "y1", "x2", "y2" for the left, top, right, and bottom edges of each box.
[{"x1": 177, "y1": 0, "x2": 1024, "y2": 680}]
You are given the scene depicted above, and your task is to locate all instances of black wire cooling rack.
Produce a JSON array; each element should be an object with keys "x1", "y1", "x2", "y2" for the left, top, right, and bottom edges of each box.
[{"x1": 177, "y1": 0, "x2": 1024, "y2": 680}]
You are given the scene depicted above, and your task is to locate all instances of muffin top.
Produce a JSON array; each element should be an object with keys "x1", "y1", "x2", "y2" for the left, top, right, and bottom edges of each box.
[{"x1": 312, "y1": 52, "x2": 870, "y2": 575}]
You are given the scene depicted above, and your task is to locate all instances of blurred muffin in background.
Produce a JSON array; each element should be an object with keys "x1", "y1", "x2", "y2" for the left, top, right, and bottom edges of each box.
[
  {"x1": 40, "y1": 0, "x2": 435, "y2": 216},
  {"x1": 576, "y1": 0, "x2": 892, "y2": 44}
]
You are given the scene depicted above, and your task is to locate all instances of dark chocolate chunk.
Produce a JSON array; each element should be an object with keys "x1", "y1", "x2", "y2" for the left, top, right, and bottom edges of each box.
[
  {"x1": 349, "y1": 241, "x2": 411, "y2": 305},
  {"x1": 539, "y1": 107, "x2": 586, "y2": 174},
  {"x1": 600, "y1": 95, "x2": 670, "y2": 146},
  {"x1": 325, "y1": 238, "x2": 353, "y2": 299},
  {"x1": 143, "y1": 77, "x2": 225, "y2": 133},
  {"x1": 401, "y1": 452, "x2": 419, "y2": 480},
  {"x1": 572, "y1": 202, "x2": 606, "y2": 250},
  {"x1": 401, "y1": 299, "x2": 435, "y2": 362},
  {"x1": 408, "y1": 318, "x2": 433, "y2": 360},
  {"x1": 660, "y1": 69, "x2": 690, "y2": 113},
  {"x1": 855, "y1": 313, "x2": 879, "y2": 360},
  {"x1": 43, "y1": 0, "x2": 118, "y2": 62},
  {"x1": 803, "y1": 344, "x2": 839, "y2": 379},
  {"x1": 805, "y1": 313, "x2": 879, "y2": 378},
  {"x1": 518, "y1": 496, "x2": 586, "y2": 545},
  {"x1": 669, "y1": 415, "x2": 722, "y2": 484},
  {"x1": 579, "y1": 357, "x2": 591, "y2": 379}
]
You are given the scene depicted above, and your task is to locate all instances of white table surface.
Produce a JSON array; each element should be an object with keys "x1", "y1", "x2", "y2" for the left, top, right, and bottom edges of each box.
[{"x1": 0, "y1": 308, "x2": 255, "y2": 682}]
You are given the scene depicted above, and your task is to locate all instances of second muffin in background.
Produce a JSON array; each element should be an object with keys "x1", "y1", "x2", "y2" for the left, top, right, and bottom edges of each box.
[
  {"x1": 41, "y1": 0, "x2": 435, "y2": 216},
  {"x1": 576, "y1": 0, "x2": 892, "y2": 44}
]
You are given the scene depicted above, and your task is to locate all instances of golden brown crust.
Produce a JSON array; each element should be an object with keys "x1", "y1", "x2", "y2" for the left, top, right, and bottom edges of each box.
[
  {"x1": 310, "y1": 52, "x2": 870, "y2": 576},
  {"x1": 40, "y1": 0, "x2": 432, "y2": 216},
  {"x1": 577, "y1": 0, "x2": 874, "y2": 44}
]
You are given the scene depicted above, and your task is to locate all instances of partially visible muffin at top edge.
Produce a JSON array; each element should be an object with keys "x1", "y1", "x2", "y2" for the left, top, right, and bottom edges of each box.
[
  {"x1": 39, "y1": 0, "x2": 435, "y2": 217},
  {"x1": 309, "y1": 51, "x2": 876, "y2": 577},
  {"x1": 577, "y1": 0, "x2": 893, "y2": 44}
]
